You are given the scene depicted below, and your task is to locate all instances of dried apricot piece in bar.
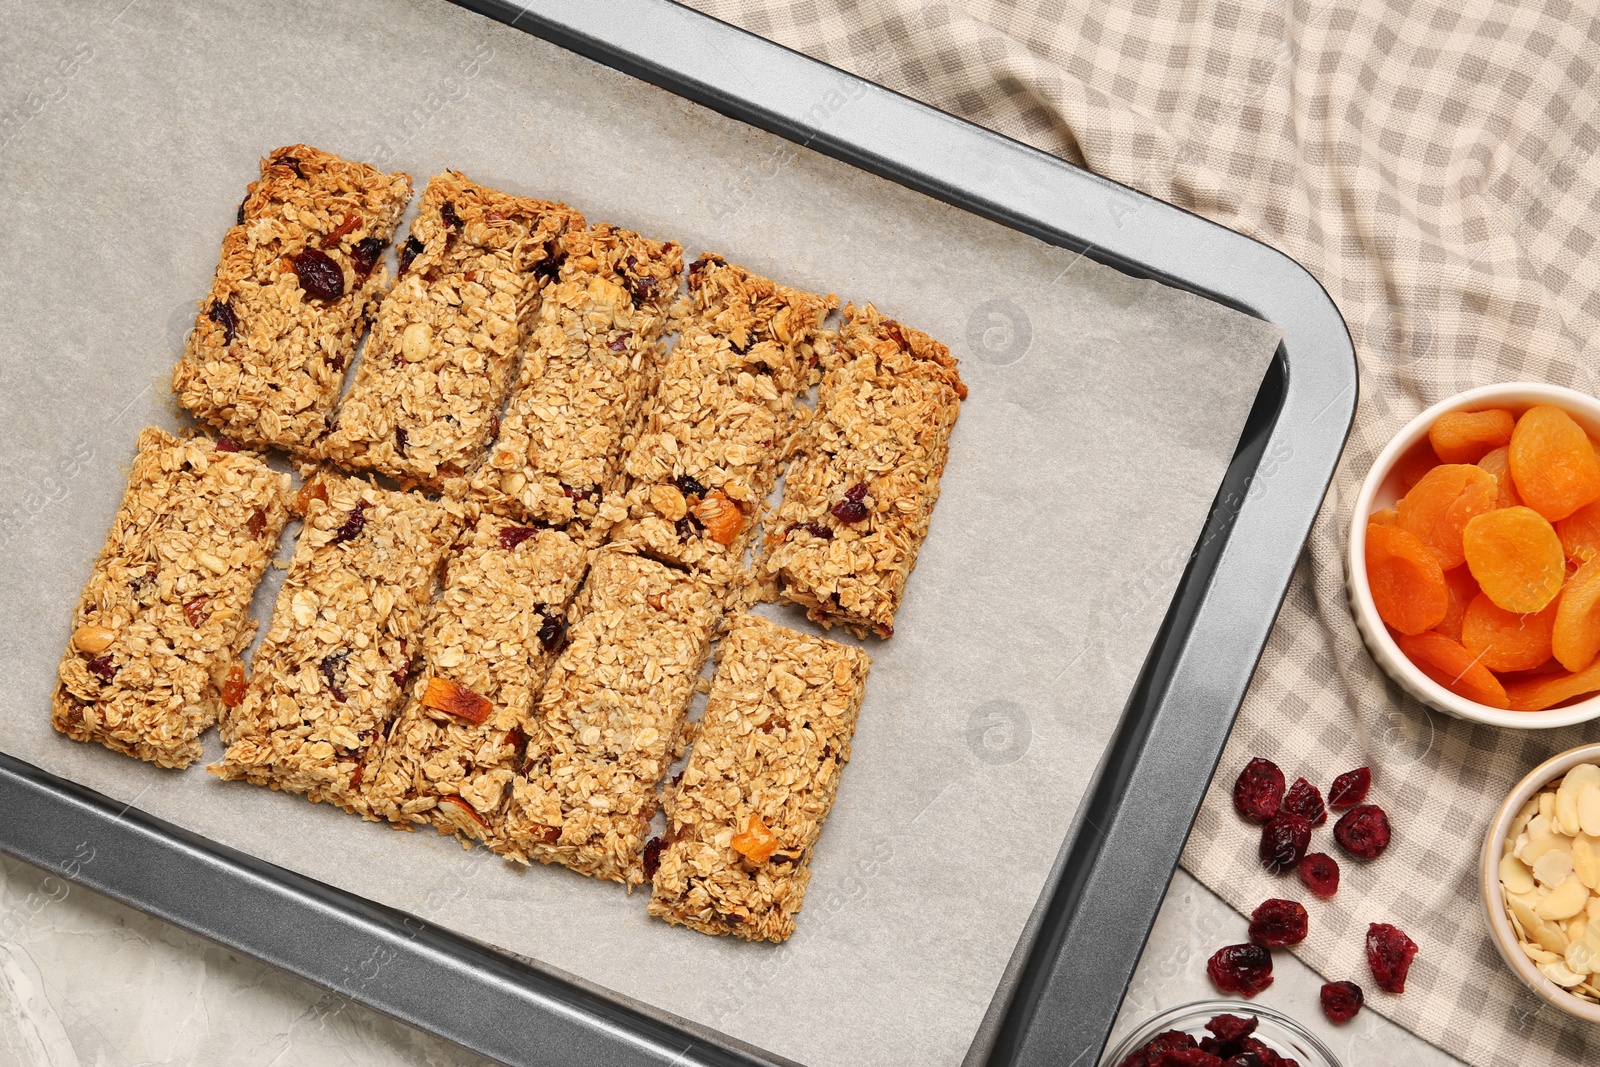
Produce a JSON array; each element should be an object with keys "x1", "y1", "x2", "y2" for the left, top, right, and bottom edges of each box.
[
  {"x1": 1397, "y1": 631, "x2": 1510, "y2": 708},
  {"x1": 1430, "y1": 408, "x2": 1515, "y2": 464},
  {"x1": 1505, "y1": 659, "x2": 1600, "y2": 711},
  {"x1": 1364, "y1": 524, "x2": 1448, "y2": 635},
  {"x1": 1558, "y1": 498, "x2": 1600, "y2": 563},
  {"x1": 1554, "y1": 557, "x2": 1600, "y2": 672},
  {"x1": 1437, "y1": 566, "x2": 1481, "y2": 643},
  {"x1": 1478, "y1": 446, "x2": 1522, "y2": 509},
  {"x1": 1509, "y1": 405, "x2": 1600, "y2": 521},
  {"x1": 1396, "y1": 464, "x2": 1499, "y2": 570},
  {"x1": 1461, "y1": 593, "x2": 1557, "y2": 672},
  {"x1": 1463, "y1": 506, "x2": 1566, "y2": 613}
]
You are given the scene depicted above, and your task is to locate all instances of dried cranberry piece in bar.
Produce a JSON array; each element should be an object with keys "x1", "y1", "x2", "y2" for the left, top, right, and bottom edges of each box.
[
  {"x1": 1258, "y1": 812, "x2": 1311, "y2": 873},
  {"x1": 1248, "y1": 898, "x2": 1309, "y2": 947},
  {"x1": 1321, "y1": 980, "x2": 1364, "y2": 1022},
  {"x1": 1281, "y1": 776, "x2": 1326, "y2": 826},
  {"x1": 1298, "y1": 852, "x2": 1341, "y2": 898},
  {"x1": 1206, "y1": 943, "x2": 1274, "y2": 996},
  {"x1": 291, "y1": 247, "x2": 345, "y2": 302},
  {"x1": 1334, "y1": 804, "x2": 1391, "y2": 860},
  {"x1": 1328, "y1": 766, "x2": 1371, "y2": 809},
  {"x1": 1232, "y1": 757, "x2": 1286, "y2": 823}
]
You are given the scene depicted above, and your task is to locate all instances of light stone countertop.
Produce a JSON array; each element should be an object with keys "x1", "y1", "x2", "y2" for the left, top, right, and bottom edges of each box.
[{"x1": 0, "y1": 851, "x2": 1464, "y2": 1066}]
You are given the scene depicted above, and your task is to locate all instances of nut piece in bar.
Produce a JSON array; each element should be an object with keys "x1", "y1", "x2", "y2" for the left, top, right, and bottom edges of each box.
[
  {"x1": 648, "y1": 613, "x2": 871, "y2": 942},
  {"x1": 361, "y1": 515, "x2": 588, "y2": 846},
  {"x1": 52, "y1": 429, "x2": 293, "y2": 769},
  {"x1": 500, "y1": 548, "x2": 720, "y2": 881},
  {"x1": 607, "y1": 255, "x2": 836, "y2": 575},
  {"x1": 464, "y1": 224, "x2": 683, "y2": 533},
  {"x1": 173, "y1": 145, "x2": 413, "y2": 455},
  {"x1": 209, "y1": 473, "x2": 464, "y2": 810},
  {"x1": 759, "y1": 303, "x2": 964, "y2": 638},
  {"x1": 319, "y1": 173, "x2": 583, "y2": 486}
]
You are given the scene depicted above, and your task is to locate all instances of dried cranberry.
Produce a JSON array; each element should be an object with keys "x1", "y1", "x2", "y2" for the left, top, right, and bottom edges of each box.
[
  {"x1": 673, "y1": 473, "x2": 707, "y2": 498},
  {"x1": 1333, "y1": 804, "x2": 1391, "y2": 860},
  {"x1": 1258, "y1": 812, "x2": 1311, "y2": 873},
  {"x1": 498, "y1": 526, "x2": 539, "y2": 550},
  {"x1": 440, "y1": 201, "x2": 463, "y2": 230},
  {"x1": 1232, "y1": 757, "x2": 1286, "y2": 823},
  {"x1": 1235, "y1": 1038, "x2": 1283, "y2": 1067},
  {"x1": 1161, "y1": 1051, "x2": 1225, "y2": 1067},
  {"x1": 675, "y1": 516, "x2": 698, "y2": 541},
  {"x1": 626, "y1": 275, "x2": 655, "y2": 306},
  {"x1": 208, "y1": 301, "x2": 238, "y2": 346},
  {"x1": 1204, "y1": 1014, "x2": 1257, "y2": 1045},
  {"x1": 291, "y1": 247, "x2": 345, "y2": 302},
  {"x1": 1298, "y1": 852, "x2": 1341, "y2": 898},
  {"x1": 320, "y1": 650, "x2": 350, "y2": 703},
  {"x1": 331, "y1": 502, "x2": 366, "y2": 545},
  {"x1": 272, "y1": 154, "x2": 304, "y2": 178},
  {"x1": 537, "y1": 612, "x2": 565, "y2": 652},
  {"x1": 398, "y1": 236, "x2": 424, "y2": 276},
  {"x1": 790, "y1": 522, "x2": 833, "y2": 540},
  {"x1": 1279, "y1": 777, "x2": 1324, "y2": 826},
  {"x1": 236, "y1": 198, "x2": 248, "y2": 226},
  {"x1": 1248, "y1": 898, "x2": 1308, "y2": 947},
  {"x1": 608, "y1": 337, "x2": 628, "y2": 352},
  {"x1": 86, "y1": 654, "x2": 117, "y2": 682},
  {"x1": 532, "y1": 239, "x2": 563, "y2": 285},
  {"x1": 505, "y1": 725, "x2": 527, "y2": 757},
  {"x1": 1117, "y1": 1029, "x2": 1195, "y2": 1067},
  {"x1": 831, "y1": 483, "x2": 870, "y2": 524},
  {"x1": 348, "y1": 763, "x2": 364, "y2": 791},
  {"x1": 643, "y1": 836, "x2": 664, "y2": 880},
  {"x1": 394, "y1": 427, "x2": 407, "y2": 453},
  {"x1": 215, "y1": 436, "x2": 241, "y2": 453},
  {"x1": 1206, "y1": 943, "x2": 1274, "y2": 997},
  {"x1": 350, "y1": 236, "x2": 383, "y2": 280},
  {"x1": 1366, "y1": 922, "x2": 1417, "y2": 993},
  {"x1": 1320, "y1": 980, "x2": 1363, "y2": 1022},
  {"x1": 1329, "y1": 767, "x2": 1371, "y2": 809},
  {"x1": 688, "y1": 253, "x2": 723, "y2": 275},
  {"x1": 560, "y1": 483, "x2": 602, "y2": 504}
]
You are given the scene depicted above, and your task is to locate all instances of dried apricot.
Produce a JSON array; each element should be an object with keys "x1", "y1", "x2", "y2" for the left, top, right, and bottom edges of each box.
[
  {"x1": 1478, "y1": 446, "x2": 1522, "y2": 508},
  {"x1": 1461, "y1": 593, "x2": 1558, "y2": 672},
  {"x1": 1397, "y1": 631, "x2": 1511, "y2": 708},
  {"x1": 1509, "y1": 405, "x2": 1600, "y2": 521},
  {"x1": 1364, "y1": 524, "x2": 1448, "y2": 635},
  {"x1": 1369, "y1": 507, "x2": 1398, "y2": 526},
  {"x1": 1394, "y1": 442, "x2": 1440, "y2": 492},
  {"x1": 1463, "y1": 506, "x2": 1565, "y2": 613},
  {"x1": 1436, "y1": 566, "x2": 1480, "y2": 642},
  {"x1": 1557, "y1": 497, "x2": 1600, "y2": 563},
  {"x1": 1505, "y1": 658, "x2": 1600, "y2": 711},
  {"x1": 1396, "y1": 464, "x2": 1499, "y2": 569},
  {"x1": 1429, "y1": 408, "x2": 1515, "y2": 464},
  {"x1": 1553, "y1": 557, "x2": 1600, "y2": 671}
]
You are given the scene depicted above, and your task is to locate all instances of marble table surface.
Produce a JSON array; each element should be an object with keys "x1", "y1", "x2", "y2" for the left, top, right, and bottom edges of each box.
[{"x1": 0, "y1": 849, "x2": 1463, "y2": 1067}]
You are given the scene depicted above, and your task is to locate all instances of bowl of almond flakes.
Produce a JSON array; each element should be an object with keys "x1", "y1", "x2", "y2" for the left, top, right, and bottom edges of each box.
[{"x1": 1483, "y1": 743, "x2": 1600, "y2": 1022}]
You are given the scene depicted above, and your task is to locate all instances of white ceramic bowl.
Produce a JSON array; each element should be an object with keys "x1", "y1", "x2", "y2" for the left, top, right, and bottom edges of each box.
[
  {"x1": 1347, "y1": 383, "x2": 1600, "y2": 729},
  {"x1": 1480, "y1": 743, "x2": 1600, "y2": 1025}
]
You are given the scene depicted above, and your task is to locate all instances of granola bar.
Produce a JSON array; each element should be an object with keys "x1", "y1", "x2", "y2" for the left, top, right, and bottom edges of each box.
[
  {"x1": 52, "y1": 429, "x2": 293, "y2": 769},
  {"x1": 648, "y1": 613, "x2": 870, "y2": 943},
  {"x1": 606, "y1": 255, "x2": 835, "y2": 574},
  {"x1": 758, "y1": 304, "x2": 965, "y2": 638},
  {"x1": 318, "y1": 173, "x2": 583, "y2": 486},
  {"x1": 361, "y1": 515, "x2": 587, "y2": 845},
  {"x1": 172, "y1": 145, "x2": 413, "y2": 455},
  {"x1": 463, "y1": 224, "x2": 682, "y2": 531},
  {"x1": 501, "y1": 548, "x2": 720, "y2": 881},
  {"x1": 209, "y1": 473, "x2": 464, "y2": 809}
]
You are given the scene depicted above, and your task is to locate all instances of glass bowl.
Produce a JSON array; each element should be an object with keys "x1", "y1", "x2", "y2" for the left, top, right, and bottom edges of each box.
[{"x1": 1100, "y1": 999, "x2": 1341, "y2": 1067}]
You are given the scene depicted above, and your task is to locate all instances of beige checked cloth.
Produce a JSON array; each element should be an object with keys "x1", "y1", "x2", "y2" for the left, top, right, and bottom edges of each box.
[{"x1": 680, "y1": 1, "x2": 1600, "y2": 1063}]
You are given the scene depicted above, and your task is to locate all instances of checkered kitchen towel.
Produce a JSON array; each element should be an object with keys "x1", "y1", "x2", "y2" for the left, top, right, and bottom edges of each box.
[{"x1": 680, "y1": 2, "x2": 1600, "y2": 1063}]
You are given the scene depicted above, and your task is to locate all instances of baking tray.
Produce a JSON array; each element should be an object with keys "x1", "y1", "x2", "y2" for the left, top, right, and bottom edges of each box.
[{"x1": 0, "y1": 1, "x2": 1356, "y2": 1064}]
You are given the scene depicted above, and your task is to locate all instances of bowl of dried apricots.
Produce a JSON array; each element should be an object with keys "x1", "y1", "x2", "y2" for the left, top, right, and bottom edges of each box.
[{"x1": 1349, "y1": 383, "x2": 1600, "y2": 728}]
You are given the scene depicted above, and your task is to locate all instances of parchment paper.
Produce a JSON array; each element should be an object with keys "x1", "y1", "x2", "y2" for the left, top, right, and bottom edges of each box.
[{"x1": 0, "y1": 1, "x2": 1282, "y2": 1063}]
